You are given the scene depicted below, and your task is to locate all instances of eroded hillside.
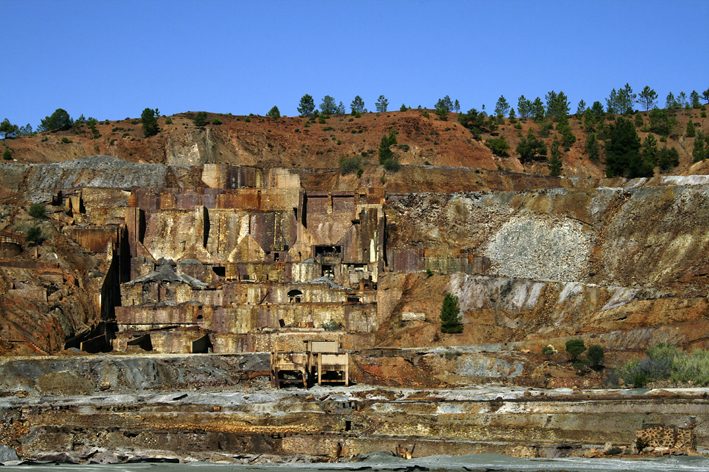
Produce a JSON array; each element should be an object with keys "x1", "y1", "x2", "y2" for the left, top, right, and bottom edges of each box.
[{"x1": 3, "y1": 108, "x2": 709, "y2": 178}]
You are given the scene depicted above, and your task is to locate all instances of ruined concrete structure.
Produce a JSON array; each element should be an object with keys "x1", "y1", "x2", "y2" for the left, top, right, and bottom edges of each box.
[{"x1": 64, "y1": 164, "x2": 391, "y2": 353}]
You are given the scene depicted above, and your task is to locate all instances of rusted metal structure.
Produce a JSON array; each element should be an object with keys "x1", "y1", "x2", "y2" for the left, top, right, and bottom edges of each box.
[{"x1": 270, "y1": 350, "x2": 309, "y2": 388}]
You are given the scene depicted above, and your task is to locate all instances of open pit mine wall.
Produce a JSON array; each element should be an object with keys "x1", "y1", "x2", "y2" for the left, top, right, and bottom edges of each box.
[
  {"x1": 0, "y1": 356, "x2": 707, "y2": 462},
  {"x1": 385, "y1": 180, "x2": 709, "y2": 295},
  {"x1": 3, "y1": 155, "x2": 709, "y2": 356}
]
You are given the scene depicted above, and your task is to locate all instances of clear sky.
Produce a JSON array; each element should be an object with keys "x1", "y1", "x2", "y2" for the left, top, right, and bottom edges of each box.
[{"x1": 2, "y1": 0, "x2": 708, "y2": 128}]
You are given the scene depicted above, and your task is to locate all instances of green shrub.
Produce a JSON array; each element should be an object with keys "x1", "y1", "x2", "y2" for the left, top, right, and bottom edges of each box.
[
  {"x1": 514, "y1": 122, "x2": 522, "y2": 129},
  {"x1": 164, "y1": 117, "x2": 173, "y2": 125},
  {"x1": 356, "y1": 168, "x2": 363, "y2": 177},
  {"x1": 339, "y1": 156, "x2": 361, "y2": 175},
  {"x1": 542, "y1": 346, "x2": 555, "y2": 356},
  {"x1": 423, "y1": 111, "x2": 430, "y2": 118},
  {"x1": 618, "y1": 343, "x2": 680, "y2": 386},
  {"x1": 322, "y1": 320, "x2": 341, "y2": 331},
  {"x1": 565, "y1": 339, "x2": 586, "y2": 361},
  {"x1": 587, "y1": 345, "x2": 605, "y2": 366},
  {"x1": 398, "y1": 144, "x2": 410, "y2": 151},
  {"x1": 60, "y1": 137, "x2": 72, "y2": 143},
  {"x1": 212, "y1": 118, "x2": 222, "y2": 125},
  {"x1": 484, "y1": 136, "x2": 510, "y2": 157},
  {"x1": 193, "y1": 112, "x2": 208, "y2": 126},
  {"x1": 425, "y1": 268, "x2": 434, "y2": 278},
  {"x1": 382, "y1": 157, "x2": 400, "y2": 172},
  {"x1": 702, "y1": 111, "x2": 707, "y2": 118},
  {"x1": 3, "y1": 148, "x2": 12, "y2": 160},
  {"x1": 29, "y1": 203, "x2": 46, "y2": 219},
  {"x1": 336, "y1": 139, "x2": 341, "y2": 145},
  {"x1": 244, "y1": 116, "x2": 251, "y2": 123},
  {"x1": 25, "y1": 226, "x2": 44, "y2": 245},
  {"x1": 670, "y1": 349, "x2": 709, "y2": 385},
  {"x1": 632, "y1": 373, "x2": 648, "y2": 388}
]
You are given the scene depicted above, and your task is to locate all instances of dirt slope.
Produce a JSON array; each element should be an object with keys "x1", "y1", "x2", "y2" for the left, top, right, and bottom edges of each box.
[{"x1": 3, "y1": 109, "x2": 708, "y2": 178}]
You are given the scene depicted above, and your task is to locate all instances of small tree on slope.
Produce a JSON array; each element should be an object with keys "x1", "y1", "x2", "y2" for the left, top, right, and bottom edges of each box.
[{"x1": 440, "y1": 293, "x2": 463, "y2": 333}]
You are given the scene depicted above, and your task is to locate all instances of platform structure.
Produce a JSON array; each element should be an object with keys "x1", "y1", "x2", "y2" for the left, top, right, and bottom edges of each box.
[
  {"x1": 306, "y1": 340, "x2": 349, "y2": 387},
  {"x1": 270, "y1": 350, "x2": 309, "y2": 389},
  {"x1": 270, "y1": 340, "x2": 350, "y2": 388}
]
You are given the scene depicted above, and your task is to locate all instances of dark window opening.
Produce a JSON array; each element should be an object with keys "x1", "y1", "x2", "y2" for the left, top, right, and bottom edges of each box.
[
  {"x1": 288, "y1": 289, "x2": 303, "y2": 303},
  {"x1": 315, "y1": 245, "x2": 341, "y2": 257},
  {"x1": 347, "y1": 296, "x2": 360, "y2": 303},
  {"x1": 196, "y1": 314, "x2": 203, "y2": 320},
  {"x1": 212, "y1": 266, "x2": 225, "y2": 277},
  {"x1": 241, "y1": 274, "x2": 251, "y2": 281},
  {"x1": 273, "y1": 252, "x2": 280, "y2": 262},
  {"x1": 322, "y1": 265, "x2": 334, "y2": 278},
  {"x1": 345, "y1": 421, "x2": 352, "y2": 431}
]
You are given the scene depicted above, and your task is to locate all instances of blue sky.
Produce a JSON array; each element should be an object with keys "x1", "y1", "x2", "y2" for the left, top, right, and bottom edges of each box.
[{"x1": 2, "y1": 0, "x2": 708, "y2": 128}]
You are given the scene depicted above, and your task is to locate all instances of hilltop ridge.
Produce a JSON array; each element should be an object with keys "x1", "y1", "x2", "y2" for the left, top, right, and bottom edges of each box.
[{"x1": 3, "y1": 108, "x2": 708, "y2": 179}]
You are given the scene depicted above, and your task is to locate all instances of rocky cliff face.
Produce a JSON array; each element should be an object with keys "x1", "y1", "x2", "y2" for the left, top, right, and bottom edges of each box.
[{"x1": 2, "y1": 156, "x2": 709, "y2": 363}]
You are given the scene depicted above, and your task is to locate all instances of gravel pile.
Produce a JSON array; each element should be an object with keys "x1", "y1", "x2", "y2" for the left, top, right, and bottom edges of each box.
[{"x1": 484, "y1": 214, "x2": 591, "y2": 282}]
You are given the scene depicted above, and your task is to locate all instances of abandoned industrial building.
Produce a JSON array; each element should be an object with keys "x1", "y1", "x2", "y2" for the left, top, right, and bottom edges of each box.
[{"x1": 53, "y1": 163, "x2": 485, "y2": 358}]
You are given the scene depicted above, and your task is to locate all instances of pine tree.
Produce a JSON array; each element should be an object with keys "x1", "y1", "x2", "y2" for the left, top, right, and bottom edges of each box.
[
  {"x1": 319, "y1": 95, "x2": 338, "y2": 115},
  {"x1": 576, "y1": 100, "x2": 587, "y2": 117},
  {"x1": 605, "y1": 117, "x2": 641, "y2": 177},
  {"x1": 350, "y1": 96, "x2": 365, "y2": 114},
  {"x1": 375, "y1": 95, "x2": 389, "y2": 113},
  {"x1": 549, "y1": 138, "x2": 563, "y2": 176},
  {"x1": 141, "y1": 108, "x2": 159, "y2": 137},
  {"x1": 637, "y1": 86, "x2": 658, "y2": 111},
  {"x1": 693, "y1": 131, "x2": 706, "y2": 162},
  {"x1": 690, "y1": 90, "x2": 701, "y2": 109},
  {"x1": 634, "y1": 112, "x2": 644, "y2": 128},
  {"x1": 297, "y1": 94, "x2": 315, "y2": 116},
  {"x1": 686, "y1": 119, "x2": 696, "y2": 137},
  {"x1": 531, "y1": 97, "x2": 545, "y2": 122},
  {"x1": 378, "y1": 130, "x2": 397, "y2": 164},
  {"x1": 266, "y1": 106, "x2": 281, "y2": 119},
  {"x1": 440, "y1": 293, "x2": 463, "y2": 333},
  {"x1": 517, "y1": 95, "x2": 531, "y2": 120},
  {"x1": 641, "y1": 133, "x2": 658, "y2": 169},
  {"x1": 585, "y1": 132, "x2": 600, "y2": 163},
  {"x1": 494, "y1": 95, "x2": 510, "y2": 118},
  {"x1": 435, "y1": 98, "x2": 449, "y2": 121}
]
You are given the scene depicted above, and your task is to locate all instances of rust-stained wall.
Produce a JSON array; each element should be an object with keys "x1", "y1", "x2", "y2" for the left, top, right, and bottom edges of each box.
[
  {"x1": 115, "y1": 183, "x2": 385, "y2": 354},
  {"x1": 63, "y1": 226, "x2": 120, "y2": 253},
  {"x1": 115, "y1": 302, "x2": 377, "y2": 336}
]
